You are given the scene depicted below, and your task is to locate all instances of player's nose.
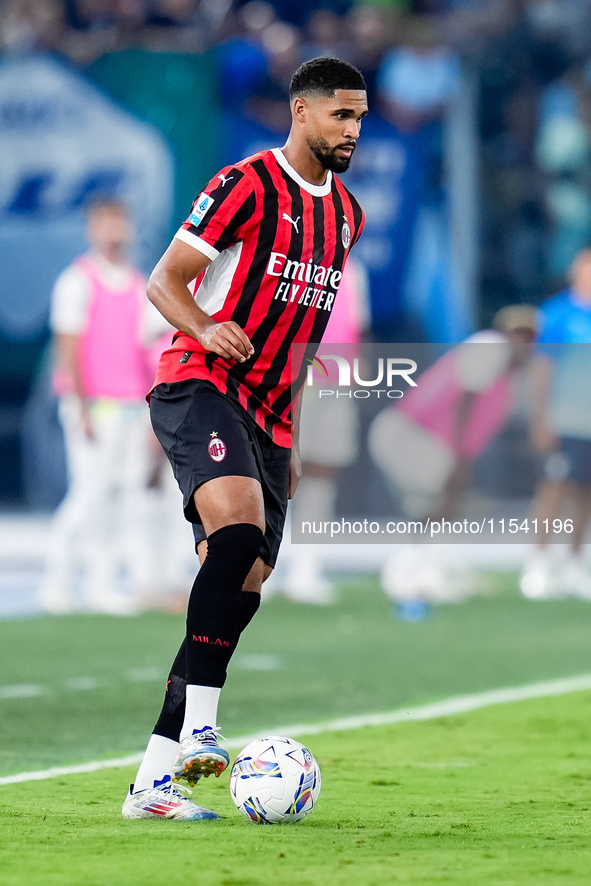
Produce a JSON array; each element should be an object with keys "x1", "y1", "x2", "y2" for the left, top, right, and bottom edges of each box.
[{"x1": 343, "y1": 119, "x2": 361, "y2": 139}]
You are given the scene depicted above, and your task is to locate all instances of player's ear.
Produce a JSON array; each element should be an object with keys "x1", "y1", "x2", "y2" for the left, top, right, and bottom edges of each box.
[{"x1": 291, "y1": 96, "x2": 308, "y2": 123}]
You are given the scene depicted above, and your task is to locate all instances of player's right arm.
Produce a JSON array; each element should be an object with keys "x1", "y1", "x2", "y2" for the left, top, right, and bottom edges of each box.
[
  {"x1": 149, "y1": 165, "x2": 258, "y2": 363},
  {"x1": 147, "y1": 240, "x2": 254, "y2": 364},
  {"x1": 51, "y1": 264, "x2": 95, "y2": 438},
  {"x1": 529, "y1": 306, "x2": 559, "y2": 453}
]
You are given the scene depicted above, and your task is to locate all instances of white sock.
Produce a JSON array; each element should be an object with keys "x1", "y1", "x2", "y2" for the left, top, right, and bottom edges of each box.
[
  {"x1": 180, "y1": 684, "x2": 221, "y2": 741},
  {"x1": 133, "y1": 734, "x2": 179, "y2": 792}
]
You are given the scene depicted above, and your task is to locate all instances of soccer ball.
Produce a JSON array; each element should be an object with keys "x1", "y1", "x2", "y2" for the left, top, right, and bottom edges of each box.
[{"x1": 229, "y1": 736, "x2": 321, "y2": 824}]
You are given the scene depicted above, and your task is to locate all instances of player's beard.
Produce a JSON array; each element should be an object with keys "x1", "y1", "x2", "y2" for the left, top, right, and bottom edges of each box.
[{"x1": 307, "y1": 136, "x2": 355, "y2": 173}]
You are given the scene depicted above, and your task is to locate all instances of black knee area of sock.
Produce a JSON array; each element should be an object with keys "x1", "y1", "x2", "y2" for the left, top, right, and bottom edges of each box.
[
  {"x1": 226, "y1": 590, "x2": 262, "y2": 660},
  {"x1": 203, "y1": 522, "x2": 264, "y2": 576},
  {"x1": 186, "y1": 523, "x2": 263, "y2": 686},
  {"x1": 238, "y1": 590, "x2": 261, "y2": 634},
  {"x1": 153, "y1": 672, "x2": 186, "y2": 741}
]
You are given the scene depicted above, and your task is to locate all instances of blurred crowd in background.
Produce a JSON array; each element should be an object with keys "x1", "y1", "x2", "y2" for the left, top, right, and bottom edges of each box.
[
  {"x1": 2, "y1": 0, "x2": 591, "y2": 610},
  {"x1": 5, "y1": 0, "x2": 591, "y2": 309}
]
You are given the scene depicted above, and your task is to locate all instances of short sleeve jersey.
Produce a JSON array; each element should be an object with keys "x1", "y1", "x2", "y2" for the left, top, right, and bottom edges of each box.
[{"x1": 153, "y1": 148, "x2": 365, "y2": 446}]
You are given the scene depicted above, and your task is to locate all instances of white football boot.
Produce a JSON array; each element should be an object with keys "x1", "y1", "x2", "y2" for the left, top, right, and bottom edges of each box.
[
  {"x1": 172, "y1": 726, "x2": 230, "y2": 787},
  {"x1": 122, "y1": 777, "x2": 219, "y2": 820}
]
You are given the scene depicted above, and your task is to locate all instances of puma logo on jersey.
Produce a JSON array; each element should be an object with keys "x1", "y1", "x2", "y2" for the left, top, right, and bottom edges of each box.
[
  {"x1": 218, "y1": 173, "x2": 234, "y2": 187},
  {"x1": 282, "y1": 213, "x2": 300, "y2": 233}
]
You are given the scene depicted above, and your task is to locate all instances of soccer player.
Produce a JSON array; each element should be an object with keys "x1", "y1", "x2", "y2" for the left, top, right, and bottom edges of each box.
[{"x1": 122, "y1": 56, "x2": 367, "y2": 820}]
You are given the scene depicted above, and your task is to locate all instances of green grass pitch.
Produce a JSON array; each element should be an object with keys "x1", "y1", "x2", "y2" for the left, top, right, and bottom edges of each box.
[
  {"x1": 2, "y1": 571, "x2": 591, "y2": 884},
  {"x1": 2, "y1": 692, "x2": 591, "y2": 885}
]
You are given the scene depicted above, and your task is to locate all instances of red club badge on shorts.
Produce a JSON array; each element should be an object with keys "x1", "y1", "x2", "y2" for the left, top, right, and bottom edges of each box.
[{"x1": 208, "y1": 432, "x2": 227, "y2": 462}]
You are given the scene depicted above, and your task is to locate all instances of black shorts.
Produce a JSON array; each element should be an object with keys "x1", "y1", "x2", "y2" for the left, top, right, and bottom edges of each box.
[
  {"x1": 544, "y1": 436, "x2": 591, "y2": 487},
  {"x1": 150, "y1": 379, "x2": 290, "y2": 568}
]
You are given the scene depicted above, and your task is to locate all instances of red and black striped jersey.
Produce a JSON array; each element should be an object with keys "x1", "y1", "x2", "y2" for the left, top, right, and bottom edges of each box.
[{"x1": 153, "y1": 147, "x2": 365, "y2": 447}]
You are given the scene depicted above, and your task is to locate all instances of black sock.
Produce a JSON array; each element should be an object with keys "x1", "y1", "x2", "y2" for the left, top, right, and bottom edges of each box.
[
  {"x1": 152, "y1": 590, "x2": 262, "y2": 741},
  {"x1": 237, "y1": 590, "x2": 261, "y2": 635},
  {"x1": 185, "y1": 523, "x2": 263, "y2": 687},
  {"x1": 152, "y1": 641, "x2": 186, "y2": 741}
]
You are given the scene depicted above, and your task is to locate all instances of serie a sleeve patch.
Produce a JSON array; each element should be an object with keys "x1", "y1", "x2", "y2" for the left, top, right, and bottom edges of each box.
[{"x1": 188, "y1": 193, "x2": 215, "y2": 225}]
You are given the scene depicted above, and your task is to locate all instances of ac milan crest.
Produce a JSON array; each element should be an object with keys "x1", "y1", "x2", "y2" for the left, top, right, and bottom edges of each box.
[
  {"x1": 208, "y1": 436, "x2": 227, "y2": 462},
  {"x1": 341, "y1": 218, "x2": 351, "y2": 249}
]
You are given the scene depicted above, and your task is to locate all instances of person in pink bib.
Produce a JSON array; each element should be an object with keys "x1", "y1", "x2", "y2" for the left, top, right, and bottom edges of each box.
[
  {"x1": 41, "y1": 197, "x2": 168, "y2": 615},
  {"x1": 369, "y1": 305, "x2": 538, "y2": 523},
  {"x1": 281, "y1": 254, "x2": 370, "y2": 603}
]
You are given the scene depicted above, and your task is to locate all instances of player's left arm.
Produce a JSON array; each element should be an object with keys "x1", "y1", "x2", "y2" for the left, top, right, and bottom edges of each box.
[
  {"x1": 289, "y1": 390, "x2": 303, "y2": 499},
  {"x1": 451, "y1": 390, "x2": 477, "y2": 458},
  {"x1": 529, "y1": 352, "x2": 557, "y2": 453}
]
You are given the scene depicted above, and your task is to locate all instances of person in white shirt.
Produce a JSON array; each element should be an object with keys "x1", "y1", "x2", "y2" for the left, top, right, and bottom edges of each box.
[{"x1": 40, "y1": 197, "x2": 169, "y2": 615}]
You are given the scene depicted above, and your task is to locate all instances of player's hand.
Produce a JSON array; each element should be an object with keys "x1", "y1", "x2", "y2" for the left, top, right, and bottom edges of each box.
[
  {"x1": 80, "y1": 402, "x2": 95, "y2": 441},
  {"x1": 197, "y1": 320, "x2": 254, "y2": 363},
  {"x1": 289, "y1": 447, "x2": 302, "y2": 499}
]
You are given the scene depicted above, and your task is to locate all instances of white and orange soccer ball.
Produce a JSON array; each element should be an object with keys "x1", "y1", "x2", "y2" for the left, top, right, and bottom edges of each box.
[{"x1": 229, "y1": 736, "x2": 321, "y2": 824}]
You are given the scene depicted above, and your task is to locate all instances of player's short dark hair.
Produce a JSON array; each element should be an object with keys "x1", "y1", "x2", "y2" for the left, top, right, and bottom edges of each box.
[{"x1": 289, "y1": 57, "x2": 366, "y2": 100}]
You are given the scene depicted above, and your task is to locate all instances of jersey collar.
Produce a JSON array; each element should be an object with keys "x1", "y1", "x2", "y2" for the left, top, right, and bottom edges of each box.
[{"x1": 272, "y1": 148, "x2": 333, "y2": 197}]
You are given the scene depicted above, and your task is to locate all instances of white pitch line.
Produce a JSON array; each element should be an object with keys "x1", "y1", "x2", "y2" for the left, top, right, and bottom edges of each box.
[
  {"x1": 127, "y1": 667, "x2": 164, "y2": 683},
  {"x1": 0, "y1": 753, "x2": 146, "y2": 786},
  {"x1": 0, "y1": 684, "x2": 45, "y2": 699},
  {"x1": 2, "y1": 672, "x2": 591, "y2": 787},
  {"x1": 232, "y1": 654, "x2": 282, "y2": 671},
  {"x1": 0, "y1": 669, "x2": 166, "y2": 702},
  {"x1": 66, "y1": 677, "x2": 100, "y2": 692}
]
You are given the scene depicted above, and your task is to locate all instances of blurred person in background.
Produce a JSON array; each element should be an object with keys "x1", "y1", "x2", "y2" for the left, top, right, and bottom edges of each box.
[
  {"x1": 217, "y1": 16, "x2": 302, "y2": 165},
  {"x1": 143, "y1": 0, "x2": 227, "y2": 52},
  {"x1": 301, "y1": 8, "x2": 352, "y2": 63},
  {"x1": 40, "y1": 197, "x2": 167, "y2": 616},
  {"x1": 245, "y1": 20, "x2": 300, "y2": 131},
  {"x1": 369, "y1": 305, "x2": 537, "y2": 523},
  {"x1": 369, "y1": 304, "x2": 537, "y2": 612},
  {"x1": 232, "y1": 0, "x2": 353, "y2": 30},
  {"x1": 347, "y1": 4, "x2": 395, "y2": 104},
  {"x1": 477, "y1": 0, "x2": 591, "y2": 314},
  {"x1": 521, "y1": 248, "x2": 591, "y2": 600},
  {"x1": 364, "y1": 13, "x2": 462, "y2": 342},
  {"x1": 535, "y1": 64, "x2": 591, "y2": 283},
  {"x1": 141, "y1": 328, "x2": 201, "y2": 612},
  {"x1": 280, "y1": 253, "x2": 371, "y2": 604},
  {"x1": 215, "y1": 1, "x2": 277, "y2": 110},
  {"x1": 0, "y1": 0, "x2": 66, "y2": 55},
  {"x1": 59, "y1": 0, "x2": 149, "y2": 64},
  {"x1": 377, "y1": 14, "x2": 460, "y2": 135}
]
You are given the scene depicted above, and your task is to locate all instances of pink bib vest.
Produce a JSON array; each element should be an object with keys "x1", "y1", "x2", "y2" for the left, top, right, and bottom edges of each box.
[
  {"x1": 75, "y1": 256, "x2": 148, "y2": 400},
  {"x1": 398, "y1": 348, "x2": 513, "y2": 458}
]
